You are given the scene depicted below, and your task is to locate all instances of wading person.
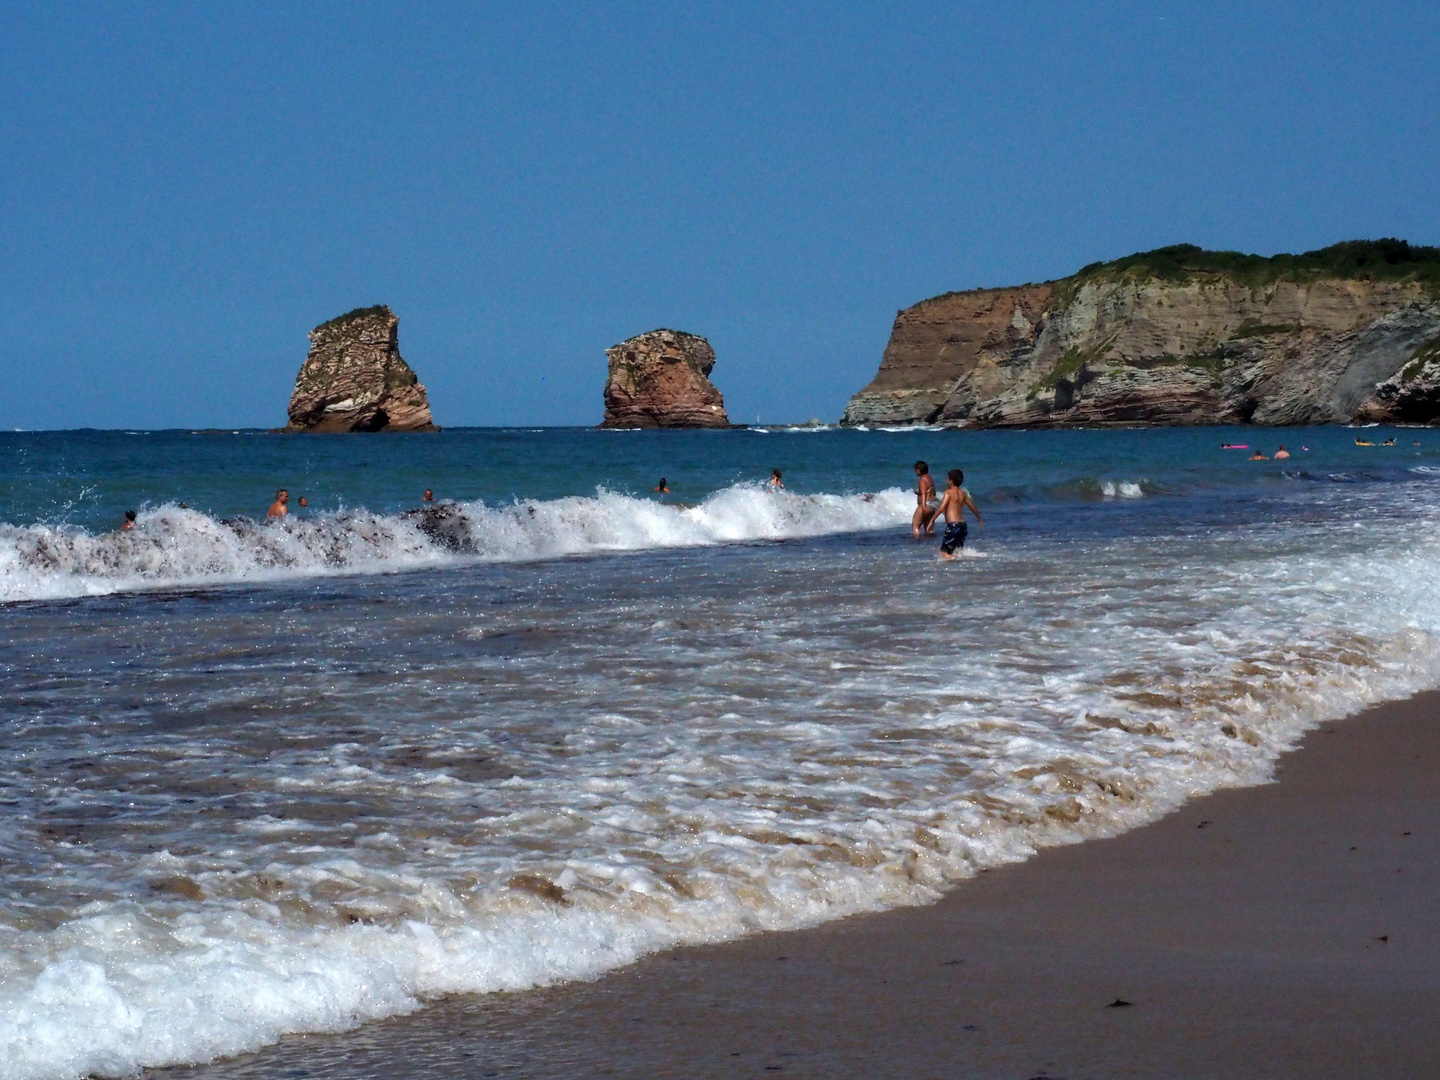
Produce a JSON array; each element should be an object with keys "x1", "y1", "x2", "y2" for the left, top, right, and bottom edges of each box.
[
  {"x1": 937, "y1": 469, "x2": 982, "y2": 560},
  {"x1": 912, "y1": 461, "x2": 938, "y2": 537}
]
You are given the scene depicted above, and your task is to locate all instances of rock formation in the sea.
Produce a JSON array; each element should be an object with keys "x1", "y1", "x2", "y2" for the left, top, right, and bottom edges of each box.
[
  {"x1": 841, "y1": 240, "x2": 1440, "y2": 427},
  {"x1": 285, "y1": 306, "x2": 437, "y2": 432},
  {"x1": 600, "y1": 329, "x2": 730, "y2": 428}
]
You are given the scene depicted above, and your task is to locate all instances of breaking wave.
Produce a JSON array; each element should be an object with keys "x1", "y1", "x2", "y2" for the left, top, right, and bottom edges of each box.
[
  {"x1": 1100, "y1": 480, "x2": 1145, "y2": 499},
  {"x1": 0, "y1": 486, "x2": 913, "y2": 603}
]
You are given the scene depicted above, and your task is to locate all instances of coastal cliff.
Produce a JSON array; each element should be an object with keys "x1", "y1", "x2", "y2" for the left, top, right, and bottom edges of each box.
[
  {"x1": 601, "y1": 329, "x2": 730, "y2": 428},
  {"x1": 286, "y1": 306, "x2": 437, "y2": 432},
  {"x1": 842, "y1": 241, "x2": 1440, "y2": 427}
]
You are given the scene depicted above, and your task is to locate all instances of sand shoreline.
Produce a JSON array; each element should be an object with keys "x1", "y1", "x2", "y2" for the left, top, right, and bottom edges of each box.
[{"x1": 166, "y1": 692, "x2": 1440, "y2": 1080}]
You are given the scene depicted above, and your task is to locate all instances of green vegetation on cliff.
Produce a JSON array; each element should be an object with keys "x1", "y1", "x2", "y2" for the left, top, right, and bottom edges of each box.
[
  {"x1": 1072, "y1": 239, "x2": 1440, "y2": 293},
  {"x1": 1034, "y1": 337, "x2": 1115, "y2": 393},
  {"x1": 1398, "y1": 333, "x2": 1440, "y2": 384},
  {"x1": 913, "y1": 239, "x2": 1440, "y2": 311}
]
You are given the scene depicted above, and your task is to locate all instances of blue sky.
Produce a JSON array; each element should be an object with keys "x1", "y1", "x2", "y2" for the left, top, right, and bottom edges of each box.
[{"x1": 1, "y1": 1, "x2": 1436, "y2": 429}]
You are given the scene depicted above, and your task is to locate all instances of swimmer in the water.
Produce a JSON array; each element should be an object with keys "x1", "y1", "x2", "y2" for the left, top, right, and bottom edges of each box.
[
  {"x1": 654, "y1": 478, "x2": 670, "y2": 494},
  {"x1": 937, "y1": 469, "x2": 982, "y2": 560},
  {"x1": 266, "y1": 489, "x2": 289, "y2": 519},
  {"x1": 1249, "y1": 451, "x2": 1269, "y2": 460},
  {"x1": 121, "y1": 510, "x2": 137, "y2": 531},
  {"x1": 423, "y1": 489, "x2": 434, "y2": 502},
  {"x1": 297, "y1": 496, "x2": 308, "y2": 508},
  {"x1": 769, "y1": 469, "x2": 783, "y2": 489},
  {"x1": 1274, "y1": 446, "x2": 1290, "y2": 459},
  {"x1": 912, "y1": 461, "x2": 939, "y2": 538}
]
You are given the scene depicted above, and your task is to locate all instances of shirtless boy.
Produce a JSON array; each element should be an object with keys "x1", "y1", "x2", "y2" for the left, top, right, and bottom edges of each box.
[
  {"x1": 266, "y1": 489, "x2": 289, "y2": 519},
  {"x1": 912, "y1": 461, "x2": 939, "y2": 537},
  {"x1": 936, "y1": 469, "x2": 982, "y2": 559}
]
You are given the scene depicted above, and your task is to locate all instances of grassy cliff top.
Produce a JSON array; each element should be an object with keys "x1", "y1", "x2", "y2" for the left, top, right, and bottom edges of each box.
[
  {"x1": 1071, "y1": 238, "x2": 1440, "y2": 291},
  {"x1": 912, "y1": 239, "x2": 1440, "y2": 310},
  {"x1": 313, "y1": 305, "x2": 394, "y2": 332}
]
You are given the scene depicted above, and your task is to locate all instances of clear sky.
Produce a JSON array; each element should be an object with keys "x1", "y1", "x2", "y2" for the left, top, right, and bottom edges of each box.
[{"x1": 2, "y1": 1, "x2": 1437, "y2": 429}]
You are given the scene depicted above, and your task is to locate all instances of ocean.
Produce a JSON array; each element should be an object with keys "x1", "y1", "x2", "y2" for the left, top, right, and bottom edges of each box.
[{"x1": 3, "y1": 425, "x2": 1439, "y2": 1080}]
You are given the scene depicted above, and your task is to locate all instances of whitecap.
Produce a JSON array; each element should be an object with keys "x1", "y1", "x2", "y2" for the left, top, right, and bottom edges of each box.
[{"x1": 0, "y1": 487, "x2": 912, "y2": 604}]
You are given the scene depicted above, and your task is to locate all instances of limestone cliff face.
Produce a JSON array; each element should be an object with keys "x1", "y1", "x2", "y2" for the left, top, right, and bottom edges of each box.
[
  {"x1": 1354, "y1": 334, "x2": 1440, "y2": 423},
  {"x1": 286, "y1": 306, "x2": 437, "y2": 433},
  {"x1": 601, "y1": 329, "x2": 730, "y2": 429},
  {"x1": 842, "y1": 243, "x2": 1440, "y2": 428}
]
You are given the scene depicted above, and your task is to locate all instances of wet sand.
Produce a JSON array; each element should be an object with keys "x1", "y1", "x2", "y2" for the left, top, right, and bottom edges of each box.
[{"x1": 167, "y1": 691, "x2": 1440, "y2": 1080}]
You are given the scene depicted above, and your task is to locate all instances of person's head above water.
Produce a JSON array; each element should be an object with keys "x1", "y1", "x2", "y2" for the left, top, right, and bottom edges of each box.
[
  {"x1": 914, "y1": 461, "x2": 929, "y2": 475},
  {"x1": 122, "y1": 510, "x2": 137, "y2": 529},
  {"x1": 948, "y1": 468, "x2": 963, "y2": 487},
  {"x1": 298, "y1": 496, "x2": 308, "y2": 507},
  {"x1": 771, "y1": 469, "x2": 782, "y2": 480},
  {"x1": 276, "y1": 489, "x2": 288, "y2": 500},
  {"x1": 423, "y1": 489, "x2": 433, "y2": 501}
]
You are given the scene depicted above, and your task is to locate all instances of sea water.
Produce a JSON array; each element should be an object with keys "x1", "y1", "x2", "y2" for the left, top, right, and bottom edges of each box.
[{"x1": 3, "y1": 426, "x2": 1439, "y2": 1079}]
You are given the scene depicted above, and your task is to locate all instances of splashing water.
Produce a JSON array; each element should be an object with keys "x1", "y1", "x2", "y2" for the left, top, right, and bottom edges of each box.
[
  {"x1": 3, "y1": 427, "x2": 1440, "y2": 1079},
  {"x1": 0, "y1": 486, "x2": 912, "y2": 603}
]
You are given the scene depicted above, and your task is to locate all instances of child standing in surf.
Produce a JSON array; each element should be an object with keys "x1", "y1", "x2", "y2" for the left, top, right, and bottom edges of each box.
[{"x1": 936, "y1": 469, "x2": 982, "y2": 559}]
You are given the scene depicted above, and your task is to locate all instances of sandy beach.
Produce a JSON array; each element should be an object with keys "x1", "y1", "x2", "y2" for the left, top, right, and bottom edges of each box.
[{"x1": 163, "y1": 689, "x2": 1440, "y2": 1080}]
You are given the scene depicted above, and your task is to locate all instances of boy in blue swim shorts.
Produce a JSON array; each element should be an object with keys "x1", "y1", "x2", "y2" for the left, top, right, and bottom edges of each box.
[{"x1": 936, "y1": 468, "x2": 982, "y2": 559}]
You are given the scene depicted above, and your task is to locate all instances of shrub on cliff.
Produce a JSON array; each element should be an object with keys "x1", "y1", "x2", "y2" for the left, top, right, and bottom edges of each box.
[{"x1": 1073, "y1": 239, "x2": 1440, "y2": 293}]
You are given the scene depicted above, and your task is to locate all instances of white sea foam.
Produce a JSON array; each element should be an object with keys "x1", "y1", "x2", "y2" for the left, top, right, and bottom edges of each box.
[
  {"x1": 1100, "y1": 480, "x2": 1145, "y2": 498},
  {"x1": 4, "y1": 484, "x2": 1440, "y2": 1080},
  {"x1": 872, "y1": 424, "x2": 953, "y2": 432},
  {"x1": 5, "y1": 613, "x2": 1438, "y2": 1080},
  {"x1": 0, "y1": 486, "x2": 912, "y2": 603}
]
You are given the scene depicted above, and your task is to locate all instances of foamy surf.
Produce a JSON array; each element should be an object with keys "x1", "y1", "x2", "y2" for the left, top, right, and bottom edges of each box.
[
  {"x1": 4, "y1": 618, "x2": 1438, "y2": 1080},
  {"x1": 0, "y1": 486, "x2": 912, "y2": 603},
  {"x1": 1100, "y1": 480, "x2": 1145, "y2": 498},
  {"x1": 6, "y1": 428, "x2": 1440, "y2": 1080}
]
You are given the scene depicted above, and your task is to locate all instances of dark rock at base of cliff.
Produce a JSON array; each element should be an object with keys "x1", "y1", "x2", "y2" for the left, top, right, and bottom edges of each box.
[
  {"x1": 1354, "y1": 333, "x2": 1440, "y2": 424},
  {"x1": 601, "y1": 329, "x2": 730, "y2": 429},
  {"x1": 286, "y1": 306, "x2": 438, "y2": 433}
]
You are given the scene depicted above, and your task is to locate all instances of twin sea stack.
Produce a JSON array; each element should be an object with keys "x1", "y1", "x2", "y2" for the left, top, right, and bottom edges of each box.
[
  {"x1": 283, "y1": 312, "x2": 731, "y2": 432},
  {"x1": 285, "y1": 306, "x2": 437, "y2": 433},
  {"x1": 601, "y1": 329, "x2": 730, "y2": 429},
  {"x1": 842, "y1": 240, "x2": 1440, "y2": 427}
]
